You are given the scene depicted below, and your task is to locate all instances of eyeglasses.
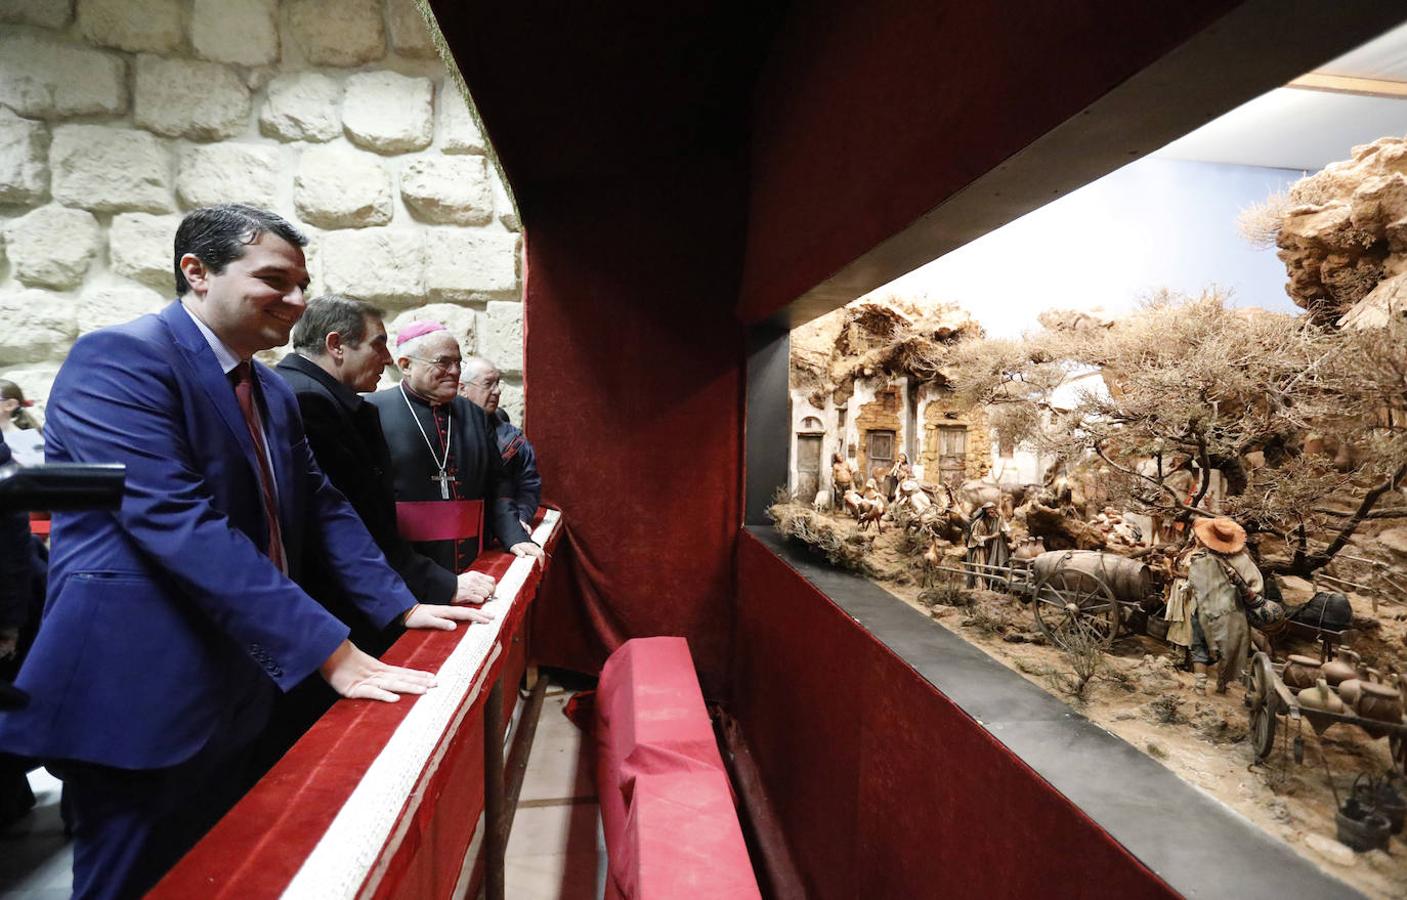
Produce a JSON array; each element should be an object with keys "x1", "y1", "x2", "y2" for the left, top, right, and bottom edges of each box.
[
  {"x1": 407, "y1": 355, "x2": 462, "y2": 372},
  {"x1": 464, "y1": 378, "x2": 503, "y2": 393}
]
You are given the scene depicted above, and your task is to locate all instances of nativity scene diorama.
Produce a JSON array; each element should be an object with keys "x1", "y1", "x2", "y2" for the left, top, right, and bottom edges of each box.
[{"x1": 771, "y1": 136, "x2": 1407, "y2": 896}]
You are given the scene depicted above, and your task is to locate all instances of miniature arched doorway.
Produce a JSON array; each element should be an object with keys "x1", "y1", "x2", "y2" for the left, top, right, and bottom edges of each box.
[{"x1": 795, "y1": 417, "x2": 825, "y2": 500}]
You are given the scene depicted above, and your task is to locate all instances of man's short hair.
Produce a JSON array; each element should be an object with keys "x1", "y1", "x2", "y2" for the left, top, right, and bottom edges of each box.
[
  {"x1": 291, "y1": 295, "x2": 385, "y2": 355},
  {"x1": 460, "y1": 356, "x2": 497, "y2": 383},
  {"x1": 173, "y1": 204, "x2": 308, "y2": 295}
]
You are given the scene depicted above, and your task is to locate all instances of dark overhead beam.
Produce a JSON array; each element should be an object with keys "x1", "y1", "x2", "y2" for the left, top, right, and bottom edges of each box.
[{"x1": 774, "y1": 1, "x2": 1407, "y2": 329}]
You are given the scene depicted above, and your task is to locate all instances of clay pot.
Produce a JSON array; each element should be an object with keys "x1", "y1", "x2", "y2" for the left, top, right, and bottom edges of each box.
[
  {"x1": 1013, "y1": 539, "x2": 1044, "y2": 561},
  {"x1": 1357, "y1": 682, "x2": 1404, "y2": 738},
  {"x1": 1282, "y1": 654, "x2": 1323, "y2": 691},
  {"x1": 1321, "y1": 648, "x2": 1362, "y2": 687},
  {"x1": 1298, "y1": 679, "x2": 1347, "y2": 732},
  {"x1": 1337, "y1": 678, "x2": 1364, "y2": 709}
]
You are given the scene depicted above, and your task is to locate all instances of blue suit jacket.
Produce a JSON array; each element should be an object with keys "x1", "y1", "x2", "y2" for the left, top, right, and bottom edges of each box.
[{"x1": 0, "y1": 303, "x2": 415, "y2": 769}]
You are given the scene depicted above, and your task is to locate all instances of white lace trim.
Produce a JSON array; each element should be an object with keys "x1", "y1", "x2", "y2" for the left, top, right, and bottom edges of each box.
[{"x1": 281, "y1": 510, "x2": 561, "y2": 899}]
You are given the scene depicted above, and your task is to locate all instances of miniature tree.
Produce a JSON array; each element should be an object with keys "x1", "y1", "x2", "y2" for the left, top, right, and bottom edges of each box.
[{"x1": 946, "y1": 290, "x2": 1406, "y2": 576}]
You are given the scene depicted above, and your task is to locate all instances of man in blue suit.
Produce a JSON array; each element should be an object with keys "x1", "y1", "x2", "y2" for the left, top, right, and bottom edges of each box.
[{"x1": 0, "y1": 205, "x2": 483, "y2": 899}]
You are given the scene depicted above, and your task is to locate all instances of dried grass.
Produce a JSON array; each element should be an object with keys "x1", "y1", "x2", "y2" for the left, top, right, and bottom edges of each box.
[
  {"x1": 1145, "y1": 695, "x2": 1185, "y2": 725},
  {"x1": 768, "y1": 496, "x2": 880, "y2": 577},
  {"x1": 918, "y1": 579, "x2": 971, "y2": 609},
  {"x1": 1236, "y1": 191, "x2": 1290, "y2": 249},
  {"x1": 960, "y1": 599, "x2": 1009, "y2": 637},
  {"x1": 1046, "y1": 623, "x2": 1104, "y2": 701}
]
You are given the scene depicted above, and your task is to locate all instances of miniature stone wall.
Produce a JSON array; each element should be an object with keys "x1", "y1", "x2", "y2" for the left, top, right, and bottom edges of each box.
[
  {"x1": 852, "y1": 381, "x2": 904, "y2": 483},
  {"x1": 0, "y1": 0, "x2": 525, "y2": 421},
  {"x1": 917, "y1": 387, "x2": 992, "y2": 485}
]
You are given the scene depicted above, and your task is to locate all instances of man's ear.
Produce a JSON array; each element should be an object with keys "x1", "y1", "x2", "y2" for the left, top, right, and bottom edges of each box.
[
  {"x1": 179, "y1": 253, "x2": 211, "y2": 296},
  {"x1": 395, "y1": 355, "x2": 413, "y2": 376},
  {"x1": 325, "y1": 331, "x2": 344, "y2": 357}
]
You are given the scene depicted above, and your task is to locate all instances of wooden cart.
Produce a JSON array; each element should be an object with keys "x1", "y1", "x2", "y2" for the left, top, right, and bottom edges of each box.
[
  {"x1": 1244, "y1": 651, "x2": 1407, "y2": 774},
  {"x1": 937, "y1": 552, "x2": 1130, "y2": 651}
]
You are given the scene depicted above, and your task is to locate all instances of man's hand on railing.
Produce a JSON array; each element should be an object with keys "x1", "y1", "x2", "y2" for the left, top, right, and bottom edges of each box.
[
  {"x1": 455, "y1": 570, "x2": 496, "y2": 604},
  {"x1": 405, "y1": 602, "x2": 495, "y2": 629},
  {"x1": 509, "y1": 541, "x2": 543, "y2": 563},
  {"x1": 319, "y1": 639, "x2": 437, "y2": 703}
]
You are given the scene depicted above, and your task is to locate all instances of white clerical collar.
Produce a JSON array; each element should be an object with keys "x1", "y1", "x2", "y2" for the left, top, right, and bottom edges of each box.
[{"x1": 181, "y1": 302, "x2": 243, "y2": 375}]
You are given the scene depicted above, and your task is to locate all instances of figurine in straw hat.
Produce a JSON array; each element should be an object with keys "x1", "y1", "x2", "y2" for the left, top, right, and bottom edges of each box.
[{"x1": 1167, "y1": 517, "x2": 1264, "y2": 694}]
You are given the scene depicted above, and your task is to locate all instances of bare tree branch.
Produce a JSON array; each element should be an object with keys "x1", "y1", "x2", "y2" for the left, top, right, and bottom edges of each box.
[
  {"x1": 1299, "y1": 463, "x2": 1407, "y2": 575},
  {"x1": 1312, "y1": 506, "x2": 1407, "y2": 519}
]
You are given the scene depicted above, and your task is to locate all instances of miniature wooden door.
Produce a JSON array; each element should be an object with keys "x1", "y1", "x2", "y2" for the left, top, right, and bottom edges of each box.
[
  {"x1": 867, "y1": 430, "x2": 894, "y2": 484},
  {"x1": 796, "y1": 434, "x2": 822, "y2": 499},
  {"x1": 938, "y1": 425, "x2": 967, "y2": 485}
]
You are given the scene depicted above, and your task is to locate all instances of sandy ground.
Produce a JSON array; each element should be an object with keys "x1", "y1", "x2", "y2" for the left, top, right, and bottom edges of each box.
[{"x1": 815, "y1": 514, "x2": 1407, "y2": 898}]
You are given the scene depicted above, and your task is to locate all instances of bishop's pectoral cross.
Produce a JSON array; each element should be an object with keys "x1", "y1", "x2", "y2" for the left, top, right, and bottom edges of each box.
[{"x1": 431, "y1": 469, "x2": 452, "y2": 500}]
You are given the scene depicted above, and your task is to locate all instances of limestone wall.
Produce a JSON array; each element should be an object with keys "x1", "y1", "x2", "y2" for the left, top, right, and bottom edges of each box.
[
  {"x1": 916, "y1": 384, "x2": 992, "y2": 486},
  {"x1": 0, "y1": 0, "x2": 526, "y2": 421}
]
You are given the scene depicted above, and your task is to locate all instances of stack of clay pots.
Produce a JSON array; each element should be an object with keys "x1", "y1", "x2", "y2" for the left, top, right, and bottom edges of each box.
[{"x1": 1284, "y1": 650, "x2": 1405, "y2": 737}]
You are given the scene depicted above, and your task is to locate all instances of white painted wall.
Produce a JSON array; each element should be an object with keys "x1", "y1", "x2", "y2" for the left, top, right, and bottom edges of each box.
[{"x1": 787, "y1": 375, "x2": 913, "y2": 497}]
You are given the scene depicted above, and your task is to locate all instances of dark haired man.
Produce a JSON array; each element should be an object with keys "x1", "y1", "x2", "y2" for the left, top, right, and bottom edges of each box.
[
  {"x1": 276, "y1": 296, "x2": 496, "y2": 636},
  {"x1": 0, "y1": 204, "x2": 483, "y2": 899}
]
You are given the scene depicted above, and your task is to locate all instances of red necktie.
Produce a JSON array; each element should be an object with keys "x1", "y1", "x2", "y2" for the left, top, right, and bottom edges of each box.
[{"x1": 231, "y1": 361, "x2": 286, "y2": 572}]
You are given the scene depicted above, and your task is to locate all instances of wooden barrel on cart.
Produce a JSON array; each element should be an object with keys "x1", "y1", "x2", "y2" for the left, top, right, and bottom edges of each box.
[{"x1": 1031, "y1": 550, "x2": 1153, "y2": 604}]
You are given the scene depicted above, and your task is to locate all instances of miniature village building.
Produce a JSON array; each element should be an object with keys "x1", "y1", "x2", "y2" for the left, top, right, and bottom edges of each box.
[
  {"x1": 787, "y1": 297, "x2": 998, "y2": 501},
  {"x1": 786, "y1": 295, "x2": 1072, "y2": 502}
]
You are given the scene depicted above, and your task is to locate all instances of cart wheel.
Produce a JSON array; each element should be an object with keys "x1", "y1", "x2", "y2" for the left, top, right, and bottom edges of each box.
[
  {"x1": 1031, "y1": 566, "x2": 1121, "y2": 651},
  {"x1": 1248, "y1": 656, "x2": 1277, "y2": 762},
  {"x1": 1293, "y1": 736, "x2": 1304, "y2": 764}
]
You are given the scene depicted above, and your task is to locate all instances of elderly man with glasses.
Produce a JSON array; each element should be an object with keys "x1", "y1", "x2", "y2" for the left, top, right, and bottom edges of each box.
[
  {"x1": 460, "y1": 357, "x2": 542, "y2": 533},
  {"x1": 367, "y1": 323, "x2": 542, "y2": 577}
]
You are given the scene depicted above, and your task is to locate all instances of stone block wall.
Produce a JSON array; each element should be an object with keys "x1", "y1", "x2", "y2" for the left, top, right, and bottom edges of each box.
[
  {"x1": 918, "y1": 386, "x2": 993, "y2": 484},
  {"x1": 0, "y1": 0, "x2": 526, "y2": 421}
]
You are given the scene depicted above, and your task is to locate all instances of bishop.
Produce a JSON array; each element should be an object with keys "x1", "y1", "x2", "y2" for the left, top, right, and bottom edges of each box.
[{"x1": 368, "y1": 322, "x2": 542, "y2": 572}]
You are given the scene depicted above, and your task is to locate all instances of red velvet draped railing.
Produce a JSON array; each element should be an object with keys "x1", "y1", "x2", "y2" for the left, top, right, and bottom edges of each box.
[{"x1": 151, "y1": 509, "x2": 564, "y2": 900}]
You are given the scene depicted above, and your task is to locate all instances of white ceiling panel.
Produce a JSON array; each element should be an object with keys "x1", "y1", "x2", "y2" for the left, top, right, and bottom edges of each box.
[
  {"x1": 1154, "y1": 20, "x2": 1407, "y2": 172},
  {"x1": 1318, "y1": 19, "x2": 1407, "y2": 81},
  {"x1": 1154, "y1": 87, "x2": 1407, "y2": 172}
]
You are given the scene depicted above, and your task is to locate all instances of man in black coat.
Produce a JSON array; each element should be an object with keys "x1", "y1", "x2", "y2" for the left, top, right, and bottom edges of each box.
[
  {"x1": 366, "y1": 322, "x2": 542, "y2": 572},
  {"x1": 274, "y1": 297, "x2": 496, "y2": 640},
  {"x1": 260, "y1": 297, "x2": 500, "y2": 768}
]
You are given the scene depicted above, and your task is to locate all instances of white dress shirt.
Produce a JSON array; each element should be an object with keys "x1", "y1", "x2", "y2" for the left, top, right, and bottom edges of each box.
[{"x1": 180, "y1": 303, "x2": 286, "y2": 568}]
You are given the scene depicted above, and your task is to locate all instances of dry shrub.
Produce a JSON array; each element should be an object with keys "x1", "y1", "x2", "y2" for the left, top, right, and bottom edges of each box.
[
  {"x1": 947, "y1": 291, "x2": 1407, "y2": 579},
  {"x1": 1145, "y1": 695, "x2": 1185, "y2": 725},
  {"x1": 960, "y1": 600, "x2": 1008, "y2": 637},
  {"x1": 1193, "y1": 707, "x2": 1248, "y2": 745},
  {"x1": 767, "y1": 496, "x2": 879, "y2": 577},
  {"x1": 919, "y1": 578, "x2": 971, "y2": 609},
  {"x1": 1236, "y1": 191, "x2": 1290, "y2": 249},
  {"x1": 1046, "y1": 624, "x2": 1104, "y2": 701}
]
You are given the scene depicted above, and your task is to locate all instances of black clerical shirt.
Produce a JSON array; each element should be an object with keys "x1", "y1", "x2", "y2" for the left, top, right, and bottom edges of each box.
[{"x1": 366, "y1": 385, "x2": 528, "y2": 573}]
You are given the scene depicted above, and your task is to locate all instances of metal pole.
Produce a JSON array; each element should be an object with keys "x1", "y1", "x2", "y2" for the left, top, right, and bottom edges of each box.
[{"x1": 484, "y1": 677, "x2": 505, "y2": 900}]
